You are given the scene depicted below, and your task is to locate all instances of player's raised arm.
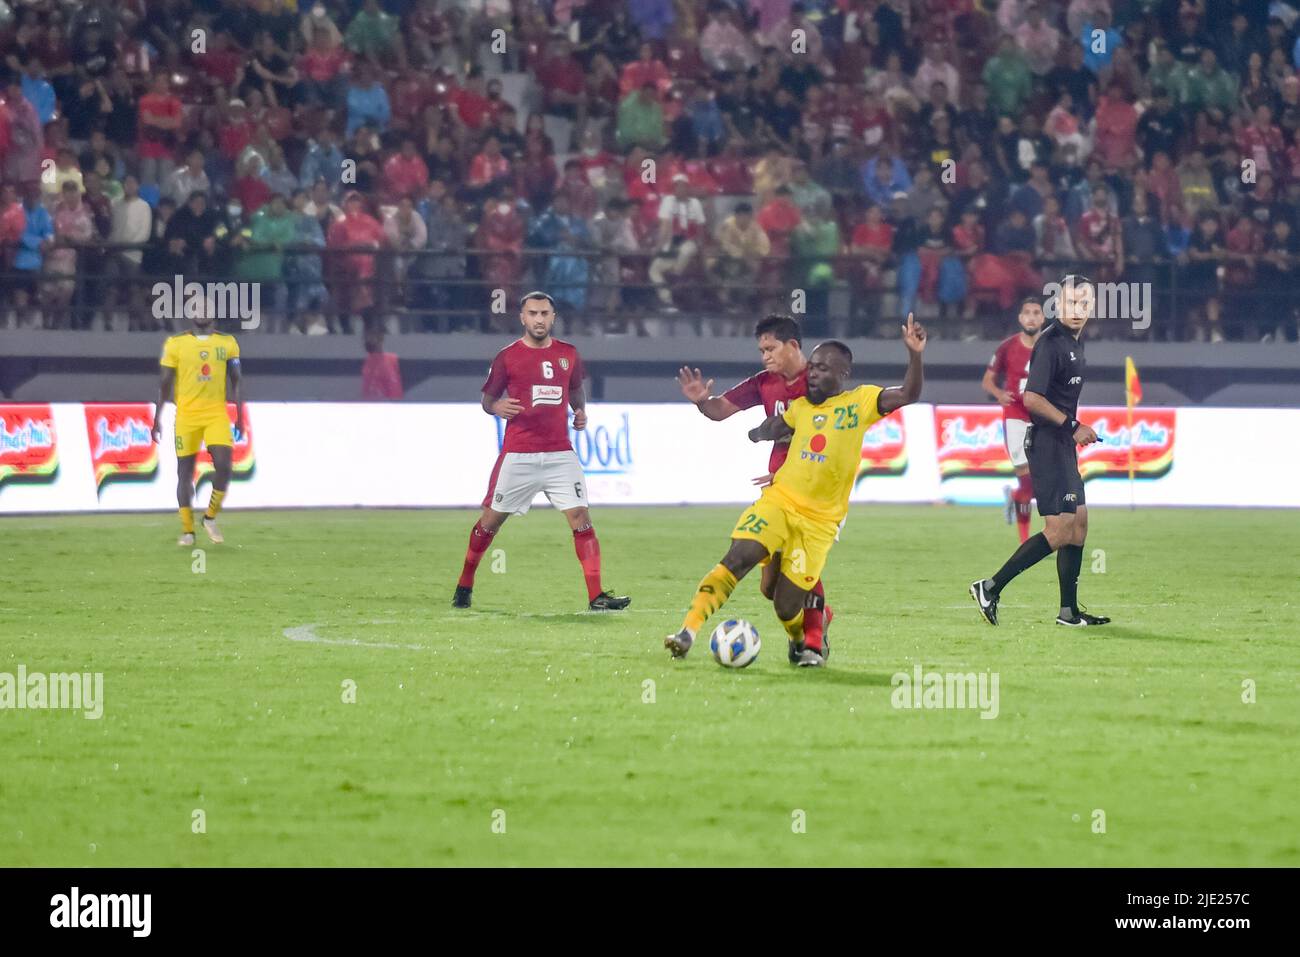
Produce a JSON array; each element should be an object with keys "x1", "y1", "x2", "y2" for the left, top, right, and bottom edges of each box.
[
  {"x1": 677, "y1": 366, "x2": 742, "y2": 421},
  {"x1": 877, "y1": 313, "x2": 927, "y2": 415},
  {"x1": 151, "y1": 366, "x2": 175, "y2": 444},
  {"x1": 747, "y1": 413, "x2": 794, "y2": 443}
]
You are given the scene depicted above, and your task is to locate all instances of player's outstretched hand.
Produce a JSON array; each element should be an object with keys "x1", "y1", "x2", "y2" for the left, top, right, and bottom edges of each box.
[
  {"x1": 492, "y1": 396, "x2": 524, "y2": 419},
  {"x1": 901, "y1": 312, "x2": 927, "y2": 353},
  {"x1": 751, "y1": 472, "x2": 774, "y2": 488},
  {"x1": 571, "y1": 408, "x2": 587, "y2": 431},
  {"x1": 1073, "y1": 422, "x2": 1099, "y2": 445},
  {"x1": 677, "y1": 366, "x2": 714, "y2": 404}
]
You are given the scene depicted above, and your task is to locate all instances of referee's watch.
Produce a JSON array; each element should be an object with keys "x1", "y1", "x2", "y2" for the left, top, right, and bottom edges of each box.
[{"x1": 1064, "y1": 417, "x2": 1080, "y2": 434}]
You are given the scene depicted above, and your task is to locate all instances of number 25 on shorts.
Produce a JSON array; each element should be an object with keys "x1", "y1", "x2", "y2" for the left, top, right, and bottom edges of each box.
[{"x1": 736, "y1": 512, "x2": 768, "y2": 535}]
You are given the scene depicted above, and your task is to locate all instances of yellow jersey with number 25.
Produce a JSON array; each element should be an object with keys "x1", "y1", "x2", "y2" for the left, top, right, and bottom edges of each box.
[
  {"x1": 160, "y1": 332, "x2": 240, "y2": 421},
  {"x1": 769, "y1": 383, "x2": 886, "y2": 524}
]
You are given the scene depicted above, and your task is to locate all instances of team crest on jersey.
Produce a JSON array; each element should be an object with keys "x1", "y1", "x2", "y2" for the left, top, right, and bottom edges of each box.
[
  {"x1": 812, "y1": 414, "x2": 827, "y2": 429},
  {"x1": 199, "y1": 350, "x2": 209, "y2": 360},
  {"x1": 559, "y1": 357, "x2": 570, "y2": 371}
]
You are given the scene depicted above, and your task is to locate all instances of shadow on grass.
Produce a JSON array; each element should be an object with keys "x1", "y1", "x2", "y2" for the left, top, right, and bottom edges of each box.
[
  {"x1": 471, "y1": 610, "x2": 615, "y2": 626},
  {"x1": 1086, "y1": 625, "x2": 1214, "y2": 644},
  {"x1": 744, "y1": 668, "x2": 896, "y2": 688}
]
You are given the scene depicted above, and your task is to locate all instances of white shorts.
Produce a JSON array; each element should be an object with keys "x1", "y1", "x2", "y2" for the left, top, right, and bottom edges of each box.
[
  {"x1": 1004, "y1": 417, "x2": 1029, "y2": 469},
  {"x1": 482, "y1": 450, "x2": 588, "y2": 516}
]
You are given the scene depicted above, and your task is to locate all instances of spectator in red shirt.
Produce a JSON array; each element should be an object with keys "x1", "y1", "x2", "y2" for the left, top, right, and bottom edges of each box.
[
  {"x1": 298, "y1": 24, "x2": 349, "y2": 109},
  {"x1": 707, "y1": 140, "x2": 754, "y2": 194},
  {"x1": 218, "y1": 99, "x2": 257, "y2": 163},
  {"x1": 555, "y1": 159, "x2": 599, "y2": 220},
  {"x1": 383, "y1": 138, "x2": 431, "y2": 202},
  {"x1": 450, "y1": 67, "x2": 492, "y2": 131},
  {"x1": 1093, "y1": 82, "x2": 1139, "y2": 173},
  {"x1": 619, "y1": 42, "x2": 672, "y2": 97},
  {"x1": 136, "y1": 73, "x2": 183, "y2": 188},
  {"x1": 478, "y1": 186, "x2": 527, "y2": 325},
  {"x1": 1237, "y1": 104, "x2": 1285, "y2": 179},
  {"x1": 851, "y1": 202, "x2": 895, "y2": 293},
  {"x1": 536, "y1": 36, "x2": 588, "y2": 133},
  {"x1": 196, "y1": 31, "x2": 246, "y2": 93},
  {"x1": 232, "y1": 155, "x2": 273, "y2": 214},
  {"x1": 516, "y1": 136, "x2": 559, "y2": 210},
  {"x1": 327, "y1": 192, "x2": 387, "y2": 323},
  {"x1": 361, "y1": 328, "x2": 404, "y2": 399},
  {"x1": 467, "y1": 136, "x2": 513, "y2": 200},
  {"x1": 0, "y1": 183, "x2": 25, "y2": 273},
  {"x1": 756, "y1": 185, "x2": 803, "y2": 258}
]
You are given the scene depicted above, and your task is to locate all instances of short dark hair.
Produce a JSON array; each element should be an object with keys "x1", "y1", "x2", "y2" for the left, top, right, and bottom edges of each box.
[
  {"x1": 816, "y1": 340, "x2": 853, "y2": 364},
  {"x1": 519, "y1": 290, "x2": 556, "y2": 310},
  {"x1": 1019, "y1": 296, "x2": 1043, "y2": 311},
  {"x1": 754, "y1": 314, "x2": 801, "y2": 345}
]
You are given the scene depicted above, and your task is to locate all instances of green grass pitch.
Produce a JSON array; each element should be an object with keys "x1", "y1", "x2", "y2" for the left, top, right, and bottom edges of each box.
[{"x1": 1, "y1": 504, "x2": 1297, "y2": 867}]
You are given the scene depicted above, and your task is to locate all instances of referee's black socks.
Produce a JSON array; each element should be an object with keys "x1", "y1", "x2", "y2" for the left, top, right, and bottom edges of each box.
[
  {"x1": 990, "y1": 532, "x2": 1054, "y2": 594},
  {"x1": 1057, "y1": 543, "x2": 1084, "y2": 616}
]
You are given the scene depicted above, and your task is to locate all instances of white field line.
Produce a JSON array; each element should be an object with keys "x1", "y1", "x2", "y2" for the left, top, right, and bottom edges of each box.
[{"x1": 283, "y1": 623, "x2": 424, "y2": 650}]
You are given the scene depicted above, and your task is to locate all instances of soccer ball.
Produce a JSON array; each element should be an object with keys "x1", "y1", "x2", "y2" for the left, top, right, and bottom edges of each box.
[{"x1": 709, "y1": 619, "x2": 760, "y2": 669}]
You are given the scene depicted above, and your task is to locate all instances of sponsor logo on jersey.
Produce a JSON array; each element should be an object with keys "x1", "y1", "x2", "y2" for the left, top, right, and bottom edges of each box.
[{"x1": 531, "y1": 384, "x2": 565, "y2": 406}]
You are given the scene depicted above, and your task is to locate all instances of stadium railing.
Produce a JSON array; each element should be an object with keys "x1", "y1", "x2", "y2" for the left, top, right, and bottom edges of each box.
[{"x1": 1, "y1": 243, "x2": 1297, "y2": 343}]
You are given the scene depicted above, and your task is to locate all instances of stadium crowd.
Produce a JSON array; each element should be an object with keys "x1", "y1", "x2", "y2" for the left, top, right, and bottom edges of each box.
[{"x1": 1, "y1": 0, "x2": 1299, "y2": 341}]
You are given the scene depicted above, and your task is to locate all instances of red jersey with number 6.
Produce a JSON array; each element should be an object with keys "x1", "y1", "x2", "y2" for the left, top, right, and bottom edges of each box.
[
  {"x1": 482, "y1": 339, "x2": 586, "y2": 452},
  {"x1": 988, "y1": 335, "x2": 1034, "y2": 422},
  {"x1": 722, "y1": 368, "x2": 808, "y2": 472}
]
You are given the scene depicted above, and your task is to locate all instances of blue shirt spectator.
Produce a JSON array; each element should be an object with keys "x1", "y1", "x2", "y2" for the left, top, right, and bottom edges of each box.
[
  {"x1": 22, "y1": 71, "x2": 57, "y2": 126},
  {"x1": 300, "y1": 136, "x2": 346, "y2": 192},
  {"x1": 346, "y1": 75, "x2": 391, "y2": 137},
  {"x1": 1081, "y1": 22, "x2": 1121, "y2": 75},
  {"x1": 16, "y1": 200, "x2": 54, "y2": 271},
  {"x1": 862, "y1": 156, "x2": 912, "y2": 207}
]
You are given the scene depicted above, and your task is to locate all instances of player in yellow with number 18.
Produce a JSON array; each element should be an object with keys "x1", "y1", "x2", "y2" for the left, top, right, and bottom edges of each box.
[
  {"x1": 150, "y1": 308, "x2": 244, "y2": 546},
  {"x1": 666, "y1": 315, "x2": 927, "y2": 667}
]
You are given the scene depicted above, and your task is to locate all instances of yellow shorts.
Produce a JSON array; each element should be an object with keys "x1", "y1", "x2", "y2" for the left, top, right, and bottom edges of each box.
[
  {"x1": 730, "y1": 489, "x2": 839, "y2": 589},
  {"x1": 175, "y1": 414, "x2": 233, "y2": 458}
]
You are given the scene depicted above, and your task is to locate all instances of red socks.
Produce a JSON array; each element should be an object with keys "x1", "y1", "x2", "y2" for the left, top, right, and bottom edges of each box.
[
  {"x1": 573, "y1": 524, "x2": 603, "y2": 601},
  {"x1": 458, "y1": 521, "x2": 497, "y2": 588},
  {"x1": 803, "y1": 580, "x2": 827, "y2": 651},
  {"x1": 1013, "y1": 473, "x2": 1033, "y2": 543}
]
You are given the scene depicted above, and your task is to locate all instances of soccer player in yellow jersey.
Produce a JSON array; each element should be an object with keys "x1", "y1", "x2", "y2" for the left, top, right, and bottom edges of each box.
[
  {"x1": 666, "y1": 315, "x2": 927, "y2": 667},
  {"x1": 149, "y1": 309, "x2": 244, "y2": 546}
]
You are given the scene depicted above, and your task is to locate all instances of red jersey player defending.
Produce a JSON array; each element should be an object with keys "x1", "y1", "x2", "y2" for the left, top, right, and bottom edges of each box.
[
  {"x1": 982, "y1": 297, "x2": 1044, "y2": 543},
  {"x1": 676, "y1": 314, "x2": 834, "y2": 662},
  {"x1": 453, "y1": 292, "x2": 631, "y2": 611}
]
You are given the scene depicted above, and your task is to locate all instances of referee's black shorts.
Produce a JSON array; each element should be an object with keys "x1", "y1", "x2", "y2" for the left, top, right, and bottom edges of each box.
[{"x1": 1026, "y1": 424, "x2": 1085, "y2": 516}]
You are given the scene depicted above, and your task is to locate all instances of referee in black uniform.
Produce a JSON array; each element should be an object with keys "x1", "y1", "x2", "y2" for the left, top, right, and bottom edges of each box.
[{"x1": 971, "y1": 276, "x2": 1111, "y2": 627}]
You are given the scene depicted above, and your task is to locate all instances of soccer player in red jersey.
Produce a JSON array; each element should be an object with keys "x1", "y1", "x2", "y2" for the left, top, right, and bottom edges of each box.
[
  {"x1": 982, "y1": 297, "x2": 1044, "y2": 543},
  {"x1": 675, "y1": 315, "x2": 834, "y2": 661},
  {"x1": 453, "y1": 292, "x2": 631, "y2": 611}
]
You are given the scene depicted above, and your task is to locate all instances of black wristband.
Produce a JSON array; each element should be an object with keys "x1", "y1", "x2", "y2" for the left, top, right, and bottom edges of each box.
[{"x1": 1064, "y1": 418, "x2": 1079, "y2": 433}]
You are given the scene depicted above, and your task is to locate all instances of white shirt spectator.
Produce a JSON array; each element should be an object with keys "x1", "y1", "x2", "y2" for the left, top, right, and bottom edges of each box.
[
  {"x1": 658, "y1": 193, "x2": 705, "y2": 242},
  {"x1": 110, "y1": 195, "x2": 153, "y2": 266},
  {"x1": 913, "y1": 56, "x2": 960, "y2": 103}
]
